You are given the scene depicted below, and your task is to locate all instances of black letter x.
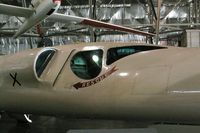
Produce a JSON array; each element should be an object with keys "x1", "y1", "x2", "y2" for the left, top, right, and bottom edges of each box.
[{"x1": 9, "y1": 73, "x2": 21, "y2": 87}]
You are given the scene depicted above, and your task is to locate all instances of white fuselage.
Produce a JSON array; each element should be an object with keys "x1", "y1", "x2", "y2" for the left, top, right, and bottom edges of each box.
[
  {"x1": 1, "y1": 43, "x2": 200, "y2": 125},
  {"x1": 13, "y1": 0, "x2": 61, "y2": 38}
]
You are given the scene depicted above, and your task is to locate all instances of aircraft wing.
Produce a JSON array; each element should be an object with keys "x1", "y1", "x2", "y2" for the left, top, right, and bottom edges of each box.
[
  {"x1": 48, "y1": 13, "x2": 155, "y2": 37},
  {"x1": 0, "y1": 3, "x2": 34, "y2": 18}
]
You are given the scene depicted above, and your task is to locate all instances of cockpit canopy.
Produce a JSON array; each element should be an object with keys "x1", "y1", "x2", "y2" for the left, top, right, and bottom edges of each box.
[
  {"x1": 70, "y1": 45, "x2": 166, "y2": 80},
  {"x1": 34, "y1": 45, "x2": 167, "y2": 81}
]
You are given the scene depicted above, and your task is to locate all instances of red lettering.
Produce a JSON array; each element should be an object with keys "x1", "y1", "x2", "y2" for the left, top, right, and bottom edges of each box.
[{"x1": 73, "y1": 66, "x2": 118, "y2": 89}]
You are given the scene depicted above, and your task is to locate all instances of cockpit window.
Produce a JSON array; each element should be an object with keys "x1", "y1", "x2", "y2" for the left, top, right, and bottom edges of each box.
[
  {"x1": 35, "y1": 49, "x2": 56, "y2": 78},
  {"x1": 71, "y1": 50, "x2": 103, "y2": 80},
  {"x1": 107, "y1": 45, "x2": 167, "y2": 65}
]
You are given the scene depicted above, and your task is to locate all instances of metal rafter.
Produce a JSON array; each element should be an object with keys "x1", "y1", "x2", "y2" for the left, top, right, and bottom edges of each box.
[
  {"x1": 156, "y1": 0, "x2": 163, "y2": 44},
  {"x1": 161, "y1": 0, "x2": 183, "y2": 21},
  {"x1": 148, "y1": 0, "x2": 157, "y2": 20},
  {"x1": 65, "y1": 0, "x2": 73, "y2": 6},
  {"x1": 89, "y1": 0, "x2": 97, "y2": 42},
  {"x1": 22, "y1": 0, "x2": 27, "y2": 7}
]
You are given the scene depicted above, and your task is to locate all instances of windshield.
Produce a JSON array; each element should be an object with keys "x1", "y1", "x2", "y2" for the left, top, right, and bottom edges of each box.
[
  {"x1": 71, "y1": 49, "x2": 103, "y2": 80},
  {"x1": 107, "y1": 45, "x2": 167, "y2": 65},
  {"x1": 35, "y1": 48, "x2": 56, "y2": 78}
]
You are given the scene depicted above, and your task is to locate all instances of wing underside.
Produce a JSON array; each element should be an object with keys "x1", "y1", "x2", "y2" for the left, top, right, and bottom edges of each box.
[
  {"x1": 48, "y1": 13, "x2": 155, "y2": 37},
  {"x1": 0, "y1": 3, "x2": 33, "y2": 18}
]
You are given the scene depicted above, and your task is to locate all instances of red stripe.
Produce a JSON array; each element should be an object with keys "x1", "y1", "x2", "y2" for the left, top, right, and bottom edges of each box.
[{"x1": 80, "y1": 19, "x2": 154, "y2": 37}]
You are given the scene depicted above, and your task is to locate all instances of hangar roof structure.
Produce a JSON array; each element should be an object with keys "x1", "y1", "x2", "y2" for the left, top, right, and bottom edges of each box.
[{"x1": 0, "y1": 0, "x2": 199, "y2": 54}]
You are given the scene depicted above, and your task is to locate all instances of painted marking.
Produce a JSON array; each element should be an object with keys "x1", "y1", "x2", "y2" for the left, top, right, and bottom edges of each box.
[
  {"x1": 80, "y1": 20, "x2": 155, "y2": 37},
  {"x1": 73, "y1": 66, "x2": 118, "y2": 90},
  {"x1": 9, "y1": 73, "x2": 21, "y2": 87}
]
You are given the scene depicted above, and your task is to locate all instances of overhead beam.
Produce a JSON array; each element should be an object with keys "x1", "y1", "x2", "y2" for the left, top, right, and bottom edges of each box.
[
  {"x1": 22, "y1": 0, "x2": 27, "y2": 7},
  {"x1": 148, "y1": 0, "x2": 157, "y2": 20},
  {"x1": 122, "y1": 0, "x2": 126, "y2": 25},
  {"x1": 65, "y1": 0, "x2": 73, "y2": 6},
  {"x1": 155, "y1": 0, "x2": 163, "y2": 45},
  {"x1": 89, "y1": 0, "x2": 96, "y2": 42}
]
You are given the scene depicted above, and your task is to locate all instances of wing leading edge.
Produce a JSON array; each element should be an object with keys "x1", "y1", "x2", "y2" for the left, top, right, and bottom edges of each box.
[{"x1": 49, "y1": 13, "x2": 155, "y2": 37}]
